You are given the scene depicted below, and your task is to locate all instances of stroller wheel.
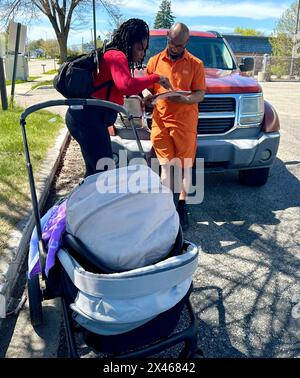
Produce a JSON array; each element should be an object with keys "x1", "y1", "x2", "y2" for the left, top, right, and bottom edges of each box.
[
  {"x1": 191, "y1": 348, "x2": 204, "y2": 358},
  {"x1": 180, "y1": 346, "x2": 204, "y2": 359},
  {"x1": 27, "y1": 274, "x2": 43, "y2": 326}
]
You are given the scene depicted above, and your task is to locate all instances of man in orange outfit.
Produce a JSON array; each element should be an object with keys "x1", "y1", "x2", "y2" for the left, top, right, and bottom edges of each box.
[{"x1": 146, "y1": 23, "x2": 206, "y2": 230}]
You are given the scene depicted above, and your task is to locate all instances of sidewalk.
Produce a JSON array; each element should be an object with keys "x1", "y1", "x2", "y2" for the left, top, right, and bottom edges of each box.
[
  {"x1": 6, "y1": 75, "x2": 66, "y2": 117},
  {"x1": 0, "y1": 76, "x2": 70, "y2": 333}
]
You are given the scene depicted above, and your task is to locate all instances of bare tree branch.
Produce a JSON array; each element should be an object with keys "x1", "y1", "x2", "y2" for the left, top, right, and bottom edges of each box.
[
  {"x1": 0, "y1": 0, "x2": 122, "y2": 62},
  {"x1": 31, "y1": 0, "x2": 46, "y2": 16}
]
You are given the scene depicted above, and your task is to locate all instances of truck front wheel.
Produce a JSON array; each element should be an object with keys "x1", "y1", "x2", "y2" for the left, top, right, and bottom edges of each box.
[{"x1": 238, "y1": 167, "x2": 270, "y2": 186}]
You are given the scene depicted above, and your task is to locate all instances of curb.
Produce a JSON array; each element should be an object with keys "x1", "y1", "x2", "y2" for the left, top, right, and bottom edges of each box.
[{"x1": 0, "y1": 125, "x2": 70, "y2": 318}]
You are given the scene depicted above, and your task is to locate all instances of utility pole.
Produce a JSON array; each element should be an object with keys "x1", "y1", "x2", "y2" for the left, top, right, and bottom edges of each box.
[
  {"x1": 11, "y1": 22, "x2": 21, "y2": 105},
  {"x1": 92, "y1": 0, "x2": 97, "y2": 49},
  {"x1": 290, "y1": 0, "x2": 300, "y2": 76},
  {"x1": 0, "y1": 58, "x2": 8, "y2": 110},
  {"x1": 0, "y1": 33, "x2": 8, "y2": 110}
]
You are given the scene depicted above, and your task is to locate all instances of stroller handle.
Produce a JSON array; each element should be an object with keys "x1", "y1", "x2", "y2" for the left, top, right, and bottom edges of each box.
[{"x1": 20, "y1": 99, "x2": 131, "y2": 122}]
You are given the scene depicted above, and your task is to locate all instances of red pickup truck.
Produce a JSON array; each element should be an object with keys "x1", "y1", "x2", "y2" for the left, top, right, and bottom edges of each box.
[{"x1": 110, "y1": 29, "x2": 280, "y2": 186}]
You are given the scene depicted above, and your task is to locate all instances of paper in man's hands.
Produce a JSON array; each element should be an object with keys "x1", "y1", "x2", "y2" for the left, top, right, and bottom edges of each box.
[{"x1": 151, "y1": 90, "x2": 192, "y2": 104}]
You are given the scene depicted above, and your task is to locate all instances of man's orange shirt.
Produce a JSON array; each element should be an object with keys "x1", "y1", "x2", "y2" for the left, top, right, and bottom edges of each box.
[{"x1": 146, "y1": 49, "x2": 206, "y2": 132}]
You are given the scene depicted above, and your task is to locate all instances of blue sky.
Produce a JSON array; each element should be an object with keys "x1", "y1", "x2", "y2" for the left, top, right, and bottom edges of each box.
[{"x1": 26, "y1": 0, "x2": 294, "y2": 48}]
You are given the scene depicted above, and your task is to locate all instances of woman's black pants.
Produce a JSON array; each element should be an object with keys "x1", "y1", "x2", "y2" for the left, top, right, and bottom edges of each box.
[{"x1": 65, "y1": 106, "x2": 117, "y2": 177}]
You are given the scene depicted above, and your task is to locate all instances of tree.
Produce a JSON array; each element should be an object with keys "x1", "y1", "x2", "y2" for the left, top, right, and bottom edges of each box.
[
  {"x1": 40, "y1": 39, "x2": 60, "y2": 58},
  {"x1": 270, "y1": 1, "x2": 298, "y2": 56},
  {"x1": 27, "y1": 38, "x2": 44, "y2": 57},
  {"x1": 107, "y1": 5, "x2": 125, "y2": 32},
  {"x1": 0, "y1": 0, "x2": 122, "y2": 63},
  {"x1": 0, "y1": 30, "x2": 8, "y2": 52},
  {"x1": 269, "y1": 1, "x2": 299, "y2": 76},
  {"x1": 27, "y1": 39, "x2": 44, "y2": 52},
  {"x1": 234, "y1": 27, "x2": 264, "y2": 36},
  {"x1": 154, "y1": 0, "x2": 175, "y2": 29}
]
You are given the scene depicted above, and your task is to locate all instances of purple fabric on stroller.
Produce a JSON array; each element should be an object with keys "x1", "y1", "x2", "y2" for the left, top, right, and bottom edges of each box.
[{"x1": 28, "y1": 200, "x2": 67, "y2": 278}]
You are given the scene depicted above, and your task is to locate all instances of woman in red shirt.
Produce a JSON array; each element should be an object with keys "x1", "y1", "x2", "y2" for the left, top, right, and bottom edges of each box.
[{"x1": 65, "y1": 18, "x2": 171, "y2": 177}]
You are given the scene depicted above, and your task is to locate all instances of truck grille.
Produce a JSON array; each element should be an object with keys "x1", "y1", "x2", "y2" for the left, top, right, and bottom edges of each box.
[
  {"x1": 199, "y1": 97, "x2": 235, "y2": 112},
  {"x1": 197, "y1": 96, "x2": 236, "y2": 134},
  {"x1": 197, "y1": 118, "x2": 234, "y2": 134}
]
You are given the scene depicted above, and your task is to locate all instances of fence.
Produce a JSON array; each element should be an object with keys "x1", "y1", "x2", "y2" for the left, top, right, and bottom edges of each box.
[{"x1": 236, "y1": 54, "x2": 300, "y2": 81}]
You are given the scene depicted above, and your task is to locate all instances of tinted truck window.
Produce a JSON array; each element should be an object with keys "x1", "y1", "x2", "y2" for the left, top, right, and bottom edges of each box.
[{"x1": 145, "y1": 36, "x2": 236, "y2": 70}]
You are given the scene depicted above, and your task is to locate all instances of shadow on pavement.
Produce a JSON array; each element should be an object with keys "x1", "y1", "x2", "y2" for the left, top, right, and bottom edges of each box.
[
  {"x1": 186, "y1": 157, "x2": 300, "y2": 357},
  {"x1": 192, "y1": 286, "x2": 247, "y2": 358},
  {"x1": 187, "y1": 158, "x2": 300, "y2": 259}
]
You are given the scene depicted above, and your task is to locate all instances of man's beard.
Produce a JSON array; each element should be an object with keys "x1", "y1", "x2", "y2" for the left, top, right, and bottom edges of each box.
[{"x1": 169, "y1": 51, "x2": 184, "y2": 61}]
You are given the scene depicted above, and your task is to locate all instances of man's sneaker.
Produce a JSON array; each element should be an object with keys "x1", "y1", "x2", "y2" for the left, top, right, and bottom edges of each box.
[{"x1": 177, "y1": 200, "x2": 189, "y2": 231}]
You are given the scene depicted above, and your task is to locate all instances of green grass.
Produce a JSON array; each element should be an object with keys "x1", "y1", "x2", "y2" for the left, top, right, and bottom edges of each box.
[
  {"x1": 28, "y1": 76, "x2": 41, "y2": 81},
  {"x1": 0, "y1": 106, "x2": 63, "y2": 251},
  {"x1": 43, "y1": 69, "x2": 57, "y2": 75},
  {"x1": 5, "y1": 79, "x2": 26, "y2": 85},
  {"x1": 31, "y1": 80, "x2": 53, "y2": 89},
  {"x1": 6, "y1": 76, "x2": 41, "y2": 85}
]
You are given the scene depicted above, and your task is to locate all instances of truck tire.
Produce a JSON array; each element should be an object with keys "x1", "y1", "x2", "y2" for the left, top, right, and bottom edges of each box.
[{"x1": 238, "y1": 167, "x2": 270, "y2": 187}]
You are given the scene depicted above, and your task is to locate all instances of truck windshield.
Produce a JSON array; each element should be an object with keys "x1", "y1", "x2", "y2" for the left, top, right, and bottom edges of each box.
[{"x1": 145, "y1": 36, "x2": 236, "y2": 70}]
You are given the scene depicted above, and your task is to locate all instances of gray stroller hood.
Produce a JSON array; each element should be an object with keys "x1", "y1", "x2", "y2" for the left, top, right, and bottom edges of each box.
[{"x1": 66, "y1": 164, "x2": 179, "y2": 272}]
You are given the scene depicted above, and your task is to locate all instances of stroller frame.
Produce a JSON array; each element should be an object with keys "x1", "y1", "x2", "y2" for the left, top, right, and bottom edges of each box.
[{"x1": 20, "y1": 98, "x2": 203, "y2": 358}]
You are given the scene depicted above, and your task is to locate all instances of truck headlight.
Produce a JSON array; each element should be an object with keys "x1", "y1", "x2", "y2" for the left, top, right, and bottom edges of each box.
[{"x1": 239, "y1": 94, "x2": 264, "y2": 126}]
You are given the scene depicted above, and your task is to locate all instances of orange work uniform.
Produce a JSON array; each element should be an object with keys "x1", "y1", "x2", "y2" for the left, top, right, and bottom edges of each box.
[{"x1": 147, "y1": 49, "x2": 206, "y2": 167}]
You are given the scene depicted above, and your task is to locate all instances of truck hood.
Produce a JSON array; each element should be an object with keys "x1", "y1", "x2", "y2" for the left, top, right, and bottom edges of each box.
[{"x1": 205, "y1": 68, "x2": 262, "y2": 94}]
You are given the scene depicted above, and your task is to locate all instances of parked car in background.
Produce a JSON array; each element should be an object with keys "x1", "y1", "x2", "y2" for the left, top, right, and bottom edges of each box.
[{"x1": 110, "y1": 30, "x2": 280, "y2": 186}]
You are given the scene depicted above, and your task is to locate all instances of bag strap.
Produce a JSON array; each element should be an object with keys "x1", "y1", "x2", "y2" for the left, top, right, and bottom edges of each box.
[
  {"x1": 92, "y1": 79, "x2": 114, "y2": 93},
  {"x1": 105, "y1": 81, "x2": 113, "y2": 101},
  {"x1": 95, "y1": 40, "x2": 107, "y2": 74},
  {"x1": 91, "y1": 42, "x2": 117, "y2": 99}
]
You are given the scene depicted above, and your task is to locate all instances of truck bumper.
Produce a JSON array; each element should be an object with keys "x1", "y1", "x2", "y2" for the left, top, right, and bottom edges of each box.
[
  {"x1": 196, "y1": 131, "x2": 280, "y2": 170},
  {"x1": 110, "y1": 131, "x2": 280, "y2": 171}
]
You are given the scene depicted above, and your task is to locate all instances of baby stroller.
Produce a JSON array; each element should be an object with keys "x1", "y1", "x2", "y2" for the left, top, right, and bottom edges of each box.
[{"x1": 21, "y1": 99, "x2": 203, "y2": 358}]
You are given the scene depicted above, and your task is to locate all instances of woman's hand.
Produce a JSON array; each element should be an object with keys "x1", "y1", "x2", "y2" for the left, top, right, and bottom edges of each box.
[{"x1": 158, "y1": 76, "x2": 173, "y2": 90}]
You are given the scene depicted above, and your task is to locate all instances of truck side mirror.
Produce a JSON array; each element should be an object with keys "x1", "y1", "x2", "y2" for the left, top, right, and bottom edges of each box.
[{"x1": 239, "y1": 57, "x2": 254, "y2": 72}]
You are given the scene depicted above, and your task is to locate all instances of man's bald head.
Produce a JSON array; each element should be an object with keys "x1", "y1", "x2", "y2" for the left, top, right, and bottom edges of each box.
[
  {"x1": 167, "y1": 23, "x2": 190, "y2": 60},
  {"x1": 169, "y1": 23, "x2": 190, "y2": 41}
]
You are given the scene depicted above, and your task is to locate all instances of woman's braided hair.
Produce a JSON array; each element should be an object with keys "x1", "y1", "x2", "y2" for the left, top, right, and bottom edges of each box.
[{"x1": 107, "y1": 18, "x2": 149, "y2": 70}]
